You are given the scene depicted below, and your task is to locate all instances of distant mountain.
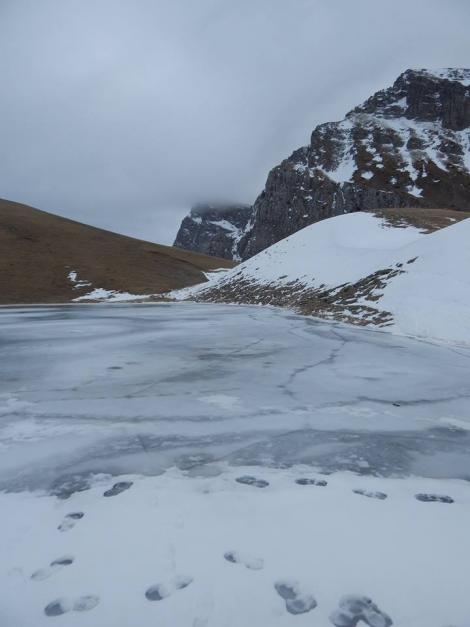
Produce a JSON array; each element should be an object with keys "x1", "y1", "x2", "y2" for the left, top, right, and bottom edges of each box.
[
  {"x1": 173, "y1": 203, "x2": 253, "y2": 260},
  {"x1": 170, "y1": 208, "x2": 470, "y2": 344},
  {"x1": 0, "y1": 198, "x2": 233, "y2": 304},
  {"x1": 174, "y1": 68, "x2": 470, "y2": 260}
]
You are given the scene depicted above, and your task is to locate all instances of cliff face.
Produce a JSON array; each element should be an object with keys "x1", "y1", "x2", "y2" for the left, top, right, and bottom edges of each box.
[
  {"x1": 173, "y1": 204, "x2": 253, "y2": 261},
  {"x1": 238, "y1": 68, "x2": 470, "y2": 259},
  {"x1": 174, "y1": 69, "x2": 470, "y2": 260}
]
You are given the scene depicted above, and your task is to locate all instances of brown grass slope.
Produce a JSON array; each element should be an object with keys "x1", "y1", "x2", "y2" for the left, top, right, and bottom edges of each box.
[
  {"x1": 366, "y1": 207, "x2": 470, "y2": 233},
  {"x1": 0, "y1": 198, "x2": 234, "y2": 304}
]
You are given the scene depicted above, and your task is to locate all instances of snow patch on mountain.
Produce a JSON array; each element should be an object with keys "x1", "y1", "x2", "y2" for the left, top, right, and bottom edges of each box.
[{"x1": 419, "y1": 67, "x2": 470, "y2": 86}]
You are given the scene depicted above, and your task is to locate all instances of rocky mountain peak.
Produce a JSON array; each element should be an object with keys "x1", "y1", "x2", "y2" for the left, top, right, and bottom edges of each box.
[
  {"x1": 351, "y1": 68, "x2": 470, "y2": 130},
  {"x1": 174, "y1": 68, "x2": 470, "y2": 261}
]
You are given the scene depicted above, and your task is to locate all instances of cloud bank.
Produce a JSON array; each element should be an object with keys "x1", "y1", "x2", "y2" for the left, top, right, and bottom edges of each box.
[{"x1": 1, "y1": 0, "x2": 469, "y2": 243}]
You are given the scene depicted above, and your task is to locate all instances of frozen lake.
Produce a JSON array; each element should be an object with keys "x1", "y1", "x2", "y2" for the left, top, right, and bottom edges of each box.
[
  {"x1": 1, "y1": 303, "x2": 470, "y2": 491},
  {"x1": 1, "y1": 303, "x2": 470, "y2": 626}
]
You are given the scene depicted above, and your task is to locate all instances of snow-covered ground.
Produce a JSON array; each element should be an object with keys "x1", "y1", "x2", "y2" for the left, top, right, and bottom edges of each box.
[
  {"x1": 176, "y1": 212, "x2": 470, "y2": 344},
  {"x1": 1, "y1": 303, "x2": 470, "y2": 627}
]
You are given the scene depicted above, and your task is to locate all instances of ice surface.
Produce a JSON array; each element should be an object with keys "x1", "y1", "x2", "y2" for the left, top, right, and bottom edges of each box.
[
  {"x1": 1, "y1": 303, "x2": 470, "y2": 626},
  {"x1": 1, "y1": 303, "x2": 470, "y2": 491}
]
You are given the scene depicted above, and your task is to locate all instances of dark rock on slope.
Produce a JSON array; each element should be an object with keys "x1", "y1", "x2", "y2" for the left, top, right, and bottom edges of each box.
[
  {"x1": 239, "y1": 68, "x2": 470, "y2": 259},
  {"x1": 173, "y1": 203, "x2": 253, "y2": 260}
]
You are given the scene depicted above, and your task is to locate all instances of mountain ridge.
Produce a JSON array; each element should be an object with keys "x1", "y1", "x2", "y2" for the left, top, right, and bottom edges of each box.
[{"x1": 174, "y1": 68, "x2": 470, "y2": 260}]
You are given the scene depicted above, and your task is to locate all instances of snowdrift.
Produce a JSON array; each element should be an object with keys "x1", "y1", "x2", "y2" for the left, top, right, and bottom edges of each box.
[{"x1": 175, "y1": 211, "x2": 470, "y2": 344}]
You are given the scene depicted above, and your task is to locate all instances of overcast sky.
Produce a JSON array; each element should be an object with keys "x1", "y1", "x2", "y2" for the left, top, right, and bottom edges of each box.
[{"x1": 1, "y1": 0, "x2": 469, "y2": 244}]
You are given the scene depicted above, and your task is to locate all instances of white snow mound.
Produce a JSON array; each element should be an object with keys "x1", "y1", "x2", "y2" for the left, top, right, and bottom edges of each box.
[{"x1": 177, "y1": 212, "x2": 470, "y2": 345}]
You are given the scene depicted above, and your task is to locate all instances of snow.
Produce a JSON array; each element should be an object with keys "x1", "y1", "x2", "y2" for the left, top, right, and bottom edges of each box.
[
  {"x1": 321, "y1": 121, "x2": 356, "y2": 183},
  {"x1": 73, "y1": 288, "x2": 152, "y2": 302},
  {"x1": 67, "y1": 270, "x2": 92, "y2": 289},
  {"x1": 420, "y1": 68, "x2": 470, "y2": 87},
  {"x1": 407, "y1": 184, "x2": 423, "y2": 197},
  {"x1": 66, "y1": 272, "x2": 150, "y2": 302},
  {"x1": 1, "y1": 303, "x2": 470, "y2": 626},
  {"x1": 208, "y1": 219, "x2": 239, "y2": 233},
  {"x1": 180, "y1": 212, "x2": 470, "y2": 344}
]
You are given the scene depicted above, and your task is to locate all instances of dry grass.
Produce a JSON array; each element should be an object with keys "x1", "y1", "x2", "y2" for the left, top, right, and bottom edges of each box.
[
  {"x1": 0, "y1": 198, "x2": 234, "y2": 304},
  {"x1": 366, "y1": 207, "x2": 470, "y2": 233}
]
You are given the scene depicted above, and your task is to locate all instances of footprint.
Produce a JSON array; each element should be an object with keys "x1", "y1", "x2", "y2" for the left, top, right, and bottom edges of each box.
[
  {"x1": 274, "y1": 580, "x2": 317, "y2": 615},
  {"x1": 330, "y1": 595, "x2": 392, "y2": 627},
  {"x1": 44, "y1": 599, "x2": 71, "y2": 617},
  {"x1": 58, "y1": 512, "x2": 84, "y2": 532},
  {"x1": 103, "y1": 481, "x2": 133, "y2": 497},
  {"x1": 235, "y1": 475, "x2": 269, "y2": 488},
  {"x1": 353, "y1": 489, "x2": 387, "y2": 500},
  {"x1": 296, "y1": 478, "x2": 328, "y2": 487},
  {"x1": 145, "y1": 575, "x2": 193, "y2": 601},
  {"x1": 73, "y1": 595, "x2": 100, "y2": 612},
  {"x1": 31, "y1": 556, "x2": 74, "y2": 581},
  {"x1": 44, "y1": 595, "x2": 99, "y2": 617},
  {"x1": 415, "y1": 493, "x2": 454, "y2": 504},
  {"x1": 224, "y1": 551, "x2": 264, "y2": 570}
]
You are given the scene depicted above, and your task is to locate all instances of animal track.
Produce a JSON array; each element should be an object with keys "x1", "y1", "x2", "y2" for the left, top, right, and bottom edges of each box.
[
  {"x1": 353, "y1": 489, "x2": 388, "y2": 500},
  {"x1": 274, "y1": 580, "x2": 317, "y2": 615},
  {"x1": 415, "y1": 493, "x2": 454, "y2": 504},
  {"x1": 31, "y1": 556, "x2": 74, "y2": 581},
  {"x1": 330, "y1": 595, "x2": 392, "y2": 627},
  {"x1": 58, "y1": 512, "x2": 84, "y2": 532},
  {"x1": 145, "y1": 575, "x2": 193, "y2": 601},
  {"x1": 103, "y1": 481, "x2": 133, "y2": 497},
  {"x1": 235, "y1": 475, "x2": 269, "y2": 488},
  {"x1": 44, "y1": 595, "x2": 99, "y2": 617},
  {"x1": 296, "y1": 478, "x2": 328, "y2": 487},
  {"x1": 224, "y1": 551, "x2": 264, "y2": 570}
]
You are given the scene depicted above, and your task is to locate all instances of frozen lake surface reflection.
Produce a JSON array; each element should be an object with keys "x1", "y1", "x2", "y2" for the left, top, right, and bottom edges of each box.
[{"x1": 1, "y1": 303, "x2": 470, "y2": 494}]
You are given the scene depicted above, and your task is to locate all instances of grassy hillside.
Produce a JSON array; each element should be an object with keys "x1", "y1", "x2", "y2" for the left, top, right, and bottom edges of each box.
[{"x1": 0, "y1": 198, "x2": 234, "y2": 304}]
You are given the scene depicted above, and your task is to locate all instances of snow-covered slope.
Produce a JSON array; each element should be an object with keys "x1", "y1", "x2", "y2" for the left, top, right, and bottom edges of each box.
[{"x1": 177, "y1": 210, "x2": 470, "y2": 344}]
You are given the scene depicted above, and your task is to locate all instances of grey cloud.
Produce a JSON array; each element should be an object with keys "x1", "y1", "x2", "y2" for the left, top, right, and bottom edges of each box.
[{"x1": 0, "y1": 0, "x2": 469, "y2": 243}]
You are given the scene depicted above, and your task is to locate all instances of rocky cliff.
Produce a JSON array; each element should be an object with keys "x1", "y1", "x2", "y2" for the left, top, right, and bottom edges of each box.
[
  {"x1": 173, "y1": 203, "x2": 253, "y2": 261},
  {"x1": 175, "y1": 69, "x2": 470, "y2": 260}
]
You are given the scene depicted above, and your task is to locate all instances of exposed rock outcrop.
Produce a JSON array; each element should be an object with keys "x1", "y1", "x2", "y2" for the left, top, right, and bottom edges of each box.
[
  {"x1": 239, "y1": 68, "x2": 470, "y2": 259},
  {"x1": 173, "y1": 203, "x2": 253, "y2": 261},
  {"x1": 174, "y1": 69, "x2": 470, "y2": 260}
]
